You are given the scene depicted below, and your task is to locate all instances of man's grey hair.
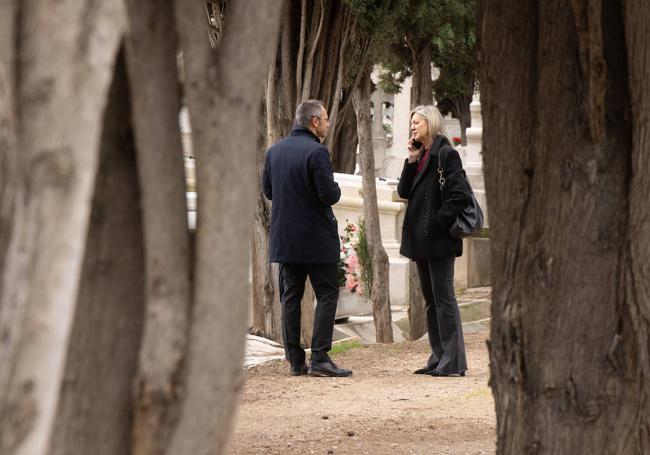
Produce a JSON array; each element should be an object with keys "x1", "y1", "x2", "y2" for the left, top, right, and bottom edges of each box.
[{"x1": 295, "y1": 100, "x2": 325, "y2": 127}]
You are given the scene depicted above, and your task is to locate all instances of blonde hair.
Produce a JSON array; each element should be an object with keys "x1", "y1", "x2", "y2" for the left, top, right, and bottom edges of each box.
[{"x1": 411, "y1": 105, "x2": 447, "y2": 142}]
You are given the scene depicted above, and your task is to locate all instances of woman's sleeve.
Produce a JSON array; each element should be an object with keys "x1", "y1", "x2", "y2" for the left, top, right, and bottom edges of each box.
[
  {"x1": 436, "y1": 148, "x2": 472, "y2": 229},
  {"x1": 397, "y1": 159, "x2": 418, "y2": 199}
]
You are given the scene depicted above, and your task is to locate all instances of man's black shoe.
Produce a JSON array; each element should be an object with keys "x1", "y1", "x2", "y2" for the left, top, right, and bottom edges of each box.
[
  {"x1": 290, "y1": 364, "x2": 309, "y2": 376},
  {"x1": 308, "y1": 360, "x2": 352, "y2": 377}
]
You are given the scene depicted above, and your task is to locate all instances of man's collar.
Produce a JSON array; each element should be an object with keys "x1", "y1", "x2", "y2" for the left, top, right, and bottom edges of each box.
[{"x1": 290, "y1": 126, "x2": 321, "y2": 143}]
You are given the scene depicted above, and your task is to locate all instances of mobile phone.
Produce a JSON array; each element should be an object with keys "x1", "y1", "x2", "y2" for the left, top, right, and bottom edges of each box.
[{"x1": 411, "y1": 140, "x2": 422, "y2": 149}]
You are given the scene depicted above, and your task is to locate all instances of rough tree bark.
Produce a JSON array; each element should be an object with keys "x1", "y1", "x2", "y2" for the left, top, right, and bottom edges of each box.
[
  {"x1": 407, "y1": 266, "x2": 427, "y2": 340},
  {"x1": 405, "y1": 68, "x2": 434, "y2": 342},
  {"x1": 624, "y1": 1, "x2": 650, "y2": 451},
  {"x1": 449, "y1": 96, "x2": 472, "y2": 146},
  {"x1": 49, "y1": 52, "x2": 145, "y2": 455},
  {"x1": 300, "y1": 0, "x2": 326, "y2": 103},
  {"x1": 458, "y1": 103, "x2": 470, "y2": 146},
  {"x1": 251, "y1": 1, "x2": 295, "y2": 344},
  {"x1": 123, "y1": 1, "x2": 192, "y2": 453},
  {"x1": 410, "y1": 41, "x2": 433, "y2": 110},
  {"x1": 0, "y1": 2, "x2": 126, "y2": 453},
  {"x1": 322, "y1": 6, "x2": 352, "y2": 153},
  {"x1": 300, "y1": 282, "x2": 316, "y2": 348},
  {"x1": 170, "y1": 1, "x2": 281, "y2": 453},
  {"x1": 481, "y1": 0, "x2": 650, "y2": 453},
  {"x1": 353, "y1": 68, "x2": 393, "y2": 343},
  {"x1": 252, "y1": 100, "x2": 282, "y2": 343},
  {"x1": 0, "y1": 0, "x2": 17, "y2": 285},
  {"x1": 331, "y1": 103, "x2": 358, "y2": 174},
  {"x1": 269, "y1": 0, "x2": 359, "y2": 158}
]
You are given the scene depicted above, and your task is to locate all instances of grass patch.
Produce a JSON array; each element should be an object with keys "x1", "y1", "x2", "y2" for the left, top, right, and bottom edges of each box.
[
  {"x1": 329, "y1": 339, "x2": 363, "y2": 356},
  {"x1": 461, "y1": 388, "x2": 492, "y2": 400},
  {"x1": 471, "y1": 227, "x2": 490, "y2": 239}
]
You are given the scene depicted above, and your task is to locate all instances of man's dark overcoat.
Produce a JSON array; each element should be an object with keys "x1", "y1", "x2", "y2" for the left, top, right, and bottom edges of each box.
[
  {"x1": 263, "y1": 126, "x2": 341, "y2": 264},
  {"x1": 397, "y1": 135, "x2": 472, "y2": 260}
]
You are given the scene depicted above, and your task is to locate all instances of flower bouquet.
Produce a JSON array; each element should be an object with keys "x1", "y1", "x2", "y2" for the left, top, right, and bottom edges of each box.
[{"x1": 338, "y1": 220, "x2": 371, "y2": 297}]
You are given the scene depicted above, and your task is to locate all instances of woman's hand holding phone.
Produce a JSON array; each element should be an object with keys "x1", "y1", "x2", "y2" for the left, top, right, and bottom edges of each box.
[{"x1": 407, "y1": 138, "x2": 423, "y2": 163}]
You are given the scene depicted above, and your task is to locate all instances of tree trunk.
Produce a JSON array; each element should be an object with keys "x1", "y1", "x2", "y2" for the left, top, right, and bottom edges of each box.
[
  {"x1": 252, "y1": 101, "x2": 282, "y2": 343},
  {"x1": 0, "y1": 0, "x2": 17, "y2": 286},
  {"x1": 353, "y1": 69, "x2": 393, "y2": 344},
  {"x1": 300, "y1": 281, "x2": 316, "y2": 348},
  {"x1": 300, "y1": 0, "x2": 326, "y2": 103},
  {"x1": 49, "y1": 52, "x2": 145, "y2": 455},
  {"x1": 251, "y1": 3, "x2": 296, "y2": 344},
  {"x1": 458, "y1": 103, "x2": 471, "y2": 146},
  {"x1": 295, "y1": 0, "x2": 307, "y2": 102},
  {"x1": 625, "y1": 2, "x2": 650, "y2": 451},
  {"x1": 331, "y1": 102, "x2": 358, "y2": 174},
  {"x1": 406, "y1": 54, "x2": 433, "y2": 342},
  {"x1": 123, "y1": 1, "x2": 192, "y2": 453},
  {"x1": 480, "y1": 0, "x2": 650, "y2": 453},
  {"x1": 323, "y1": 8, "x2": 351, "y2": 153},
  {"x1": 407, "y1": 266, "x2": 427, "y2": 340},
  {"x1": 0, "y1": 2, "x2": 125, "y2": 453},
  {"x1": 170, "y1": 2, "x2": 281, "y2": 453},
  {"x1": 410, "y1": 41, "x2": 433, "y2": 107}
]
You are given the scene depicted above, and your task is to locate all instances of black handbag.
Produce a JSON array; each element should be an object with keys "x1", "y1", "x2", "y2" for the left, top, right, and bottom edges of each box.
[{"x1": 437, "y1": 148, "x2": 484, "y2": 239}]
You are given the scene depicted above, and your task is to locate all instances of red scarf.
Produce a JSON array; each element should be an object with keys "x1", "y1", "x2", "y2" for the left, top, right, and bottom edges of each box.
[{"x1": 416, "y1": 146, "x2": 431, "y2": 175}]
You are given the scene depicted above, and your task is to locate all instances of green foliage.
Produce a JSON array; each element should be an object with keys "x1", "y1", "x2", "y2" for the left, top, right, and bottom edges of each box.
[
  {"x1": 337, "y1": 258, "x2": 347, "y2": 288},
  {"x1": 354, "y1": 0, "x2": 478, "y2": 113},
  {"x1": 370, "y1": 0, "x2": 445, "y2": 92},
  {"x1": 329, "y1": 339, "x2": 363, "y2": 356},
  {"x1": 344, "y1": 0, "x2": 404, "y2": 33},
  {"x1": 354, "y1": 219, "x2": 373, "y2": 298},
  {"x1": 432, "y1": 0, "x2": 477, "y2": 120},
  {"x1": 472, "y1": 227, "x2": 489, "y2": 239},
  {"x1": 343, "y1": 0, "x2": 408, "y2": 83}
]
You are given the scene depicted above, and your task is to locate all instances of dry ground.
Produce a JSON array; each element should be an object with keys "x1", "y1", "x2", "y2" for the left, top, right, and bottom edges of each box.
[{"x1": 227, "y1": 331, "x2": 495, "y2": 455}]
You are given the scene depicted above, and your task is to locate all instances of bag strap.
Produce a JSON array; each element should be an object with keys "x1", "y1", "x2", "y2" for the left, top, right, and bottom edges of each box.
[{"x1": 437, "y1": 145, "x2": 451, "y2": 191}]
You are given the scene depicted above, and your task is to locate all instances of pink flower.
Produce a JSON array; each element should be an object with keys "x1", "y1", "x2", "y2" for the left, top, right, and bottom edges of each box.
[
  {"x1": 345, "y1": 254, "x2": 359, "y2": 271},
  {"x1": 345, "y1": 274, "x2": 358, "y2": 291}
]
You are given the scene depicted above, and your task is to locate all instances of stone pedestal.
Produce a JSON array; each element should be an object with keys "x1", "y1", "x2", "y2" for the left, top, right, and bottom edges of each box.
[
  {"x1": 335, "y1": 290, "x2": 371, "y2": 319},
  {"x1": 333, "y1": 173, "x2": 408, "y2": 307},
  {"x1": 463, "y1": 95, "x2": 484, "y2": 174}
]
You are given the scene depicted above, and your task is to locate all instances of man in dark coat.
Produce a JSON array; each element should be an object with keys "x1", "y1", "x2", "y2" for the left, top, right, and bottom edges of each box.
[{"x1": 262, "y1": 100, "x2": 352, "y2": 377}]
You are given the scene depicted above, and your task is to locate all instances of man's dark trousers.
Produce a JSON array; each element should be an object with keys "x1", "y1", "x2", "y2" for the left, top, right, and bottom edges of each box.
[{"x1": 278, "y1": 263, "x2": 339, "y2": 367}]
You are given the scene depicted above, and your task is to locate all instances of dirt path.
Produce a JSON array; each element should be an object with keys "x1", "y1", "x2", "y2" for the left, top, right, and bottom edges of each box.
[{"x1": 227, "y1": 331, "x2": 495, "y2": 455}]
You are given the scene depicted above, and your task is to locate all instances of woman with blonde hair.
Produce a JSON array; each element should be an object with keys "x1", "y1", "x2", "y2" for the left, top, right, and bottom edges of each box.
[{"x1": 397, "y1": 105, "x2": 471, "y2": 377}]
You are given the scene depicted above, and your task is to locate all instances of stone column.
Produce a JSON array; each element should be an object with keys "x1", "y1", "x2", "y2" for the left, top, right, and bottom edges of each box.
[
  {"x1": 455, "y1": 93, "x2": 491, "y2": 289},
  {"x1": 370, "y1": 88, "x2": 387, "y2": 174},
  {"x1": 461, "y1": 93, "x2": 488, "y2": 227}
]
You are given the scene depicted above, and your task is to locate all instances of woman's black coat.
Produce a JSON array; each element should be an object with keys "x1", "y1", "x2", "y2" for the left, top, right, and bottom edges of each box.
[{"x1": 397, "y1": 135, "x2": 472, "y2": 260}]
